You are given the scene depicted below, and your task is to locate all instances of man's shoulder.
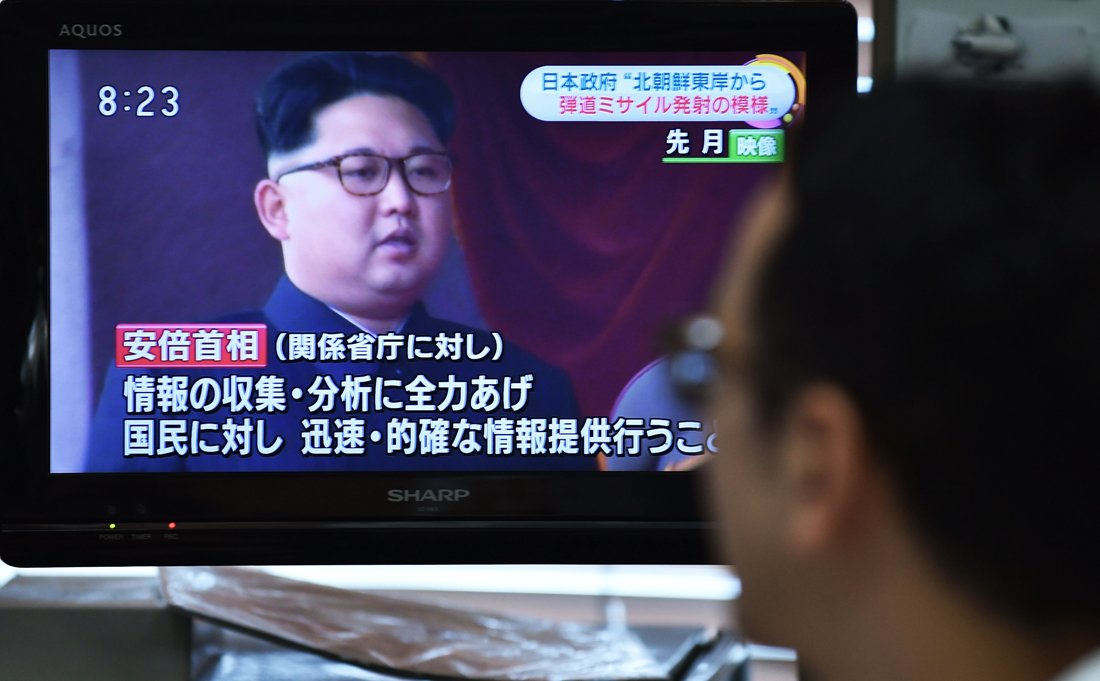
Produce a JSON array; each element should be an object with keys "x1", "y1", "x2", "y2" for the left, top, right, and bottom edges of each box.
[
  {"x1": 215, "y1": 308, "x2": 270, "y2": 325},
  {"x1": 410, "y1": 309, "x2": 559, "y2": 375},
  {"x1": 408, "y1": 309, "x2": 580, "y2": 422}
]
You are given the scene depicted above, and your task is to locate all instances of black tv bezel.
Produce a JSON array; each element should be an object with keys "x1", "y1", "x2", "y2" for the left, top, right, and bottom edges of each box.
[{"x1": 0, "y1": 0, "x2": 857, "y2": 567}]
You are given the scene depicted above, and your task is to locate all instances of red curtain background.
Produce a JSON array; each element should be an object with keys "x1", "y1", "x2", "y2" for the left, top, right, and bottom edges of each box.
[{"x1": 435, "y1": 54, "x2": 774, "y2": 417}]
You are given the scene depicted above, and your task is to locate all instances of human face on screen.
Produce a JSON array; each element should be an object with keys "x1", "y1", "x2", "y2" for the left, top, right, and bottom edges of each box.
[{"x1": 258, "y1": 94, "x2": 453, "y2": 325}]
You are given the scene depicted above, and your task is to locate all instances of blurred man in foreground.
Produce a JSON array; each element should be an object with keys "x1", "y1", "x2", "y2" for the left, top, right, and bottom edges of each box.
[{"x1": 700, "y1": 81, "x2": 1100, "y2": 681}]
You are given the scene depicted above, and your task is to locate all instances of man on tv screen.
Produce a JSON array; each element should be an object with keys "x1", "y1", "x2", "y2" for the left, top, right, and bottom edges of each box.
[{"x1": 84, "y1": 53, "x2": 594, "y2": 472}]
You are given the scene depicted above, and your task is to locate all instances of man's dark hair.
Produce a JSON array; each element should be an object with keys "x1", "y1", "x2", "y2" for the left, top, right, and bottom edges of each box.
[
  {"x1": 255, "y1": 52, "x2": 456, "y2": 158},
  {"x1": 748, "y1": 80, "x2": 1100, "y2": 627}
]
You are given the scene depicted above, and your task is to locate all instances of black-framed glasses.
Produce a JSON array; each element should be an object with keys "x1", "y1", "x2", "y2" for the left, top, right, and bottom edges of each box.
[{"x1": 275, "y1": 152, "x2": 453, "y2": 196}]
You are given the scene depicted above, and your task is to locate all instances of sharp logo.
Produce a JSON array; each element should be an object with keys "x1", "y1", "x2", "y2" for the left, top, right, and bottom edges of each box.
[
  {"x1": 59, "y1": 24, "x2": 123, "y2": 38},
  {"x1": 387, "y1": 489, "x2": 471, "y2": 503}
]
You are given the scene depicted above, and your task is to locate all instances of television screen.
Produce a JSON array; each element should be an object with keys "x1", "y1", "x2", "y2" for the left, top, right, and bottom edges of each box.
[{"x1": 1, "y1": 0, "x2": 856, "y2": 566}]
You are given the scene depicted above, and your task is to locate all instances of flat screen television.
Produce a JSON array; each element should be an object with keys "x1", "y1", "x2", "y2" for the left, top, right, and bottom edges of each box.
[{"x1": 0, "y1": 0, "x2": 857, "y2": 566}]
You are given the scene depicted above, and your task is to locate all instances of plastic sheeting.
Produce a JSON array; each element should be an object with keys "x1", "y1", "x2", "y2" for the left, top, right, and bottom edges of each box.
[{"x1": 160, "y1": 566, "x2": 668, "y2": 681}]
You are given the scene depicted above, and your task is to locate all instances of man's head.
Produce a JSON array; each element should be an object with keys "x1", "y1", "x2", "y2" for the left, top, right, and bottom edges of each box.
[
  {"x1": 253, "y1": 53, "x2": 456, "y2": 326},
  {"x1": 707, "y1": 81, "x2": 1100, "y2": 670}
]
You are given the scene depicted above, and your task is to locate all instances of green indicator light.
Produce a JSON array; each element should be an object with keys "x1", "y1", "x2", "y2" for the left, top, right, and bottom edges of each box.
[{"x1": 108, "y1": 523, "x2": 116, "y2": 529}]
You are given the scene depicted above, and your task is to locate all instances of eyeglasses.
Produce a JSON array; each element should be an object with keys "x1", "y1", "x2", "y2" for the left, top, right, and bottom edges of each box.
[
  {"x1": 666, "y1": 315, "x2": 727, "y2": 406},
  {"x1": 668, "y1": 314, "x2": 813, "y2": 414},
  {"x1": 274, "y1": 152, "x2": 453, "y2": 196}
]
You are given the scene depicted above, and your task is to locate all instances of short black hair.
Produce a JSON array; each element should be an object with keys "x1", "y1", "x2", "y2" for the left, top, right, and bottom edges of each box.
[
  {"x1": 748, "y1": 80, "x2": 1100, "y2": 627},
  {"x1": 255, "y1": 52, "x2": 456, "y2": 158}
]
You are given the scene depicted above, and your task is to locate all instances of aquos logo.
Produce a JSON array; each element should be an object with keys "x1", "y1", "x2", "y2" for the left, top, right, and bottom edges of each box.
[
  {"x1": 59, "y1": 24, "x2": 123, "y2": 38},
  {"x1": 387, "y1": 489, "x2": 472, "y2": 503}
]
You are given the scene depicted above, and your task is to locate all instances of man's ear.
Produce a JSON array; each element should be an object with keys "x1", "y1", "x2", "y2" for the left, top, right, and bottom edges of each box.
[
  {"x1": 254, "y1": 179, "x2": 290, "y2": 241},
  {"x1": 780, "y1": 383, "x2": 875, "y2": 555}
]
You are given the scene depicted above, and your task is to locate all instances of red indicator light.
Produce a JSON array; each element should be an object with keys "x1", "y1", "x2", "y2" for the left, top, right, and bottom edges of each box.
[{"x1": 168, "y1": 522, "x2": 177, "y2": 530}]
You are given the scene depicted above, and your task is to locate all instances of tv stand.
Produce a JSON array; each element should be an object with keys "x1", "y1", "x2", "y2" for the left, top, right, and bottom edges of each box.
[{"x1": 0, "y1": 571, "x2": 797, "y2": 681}]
